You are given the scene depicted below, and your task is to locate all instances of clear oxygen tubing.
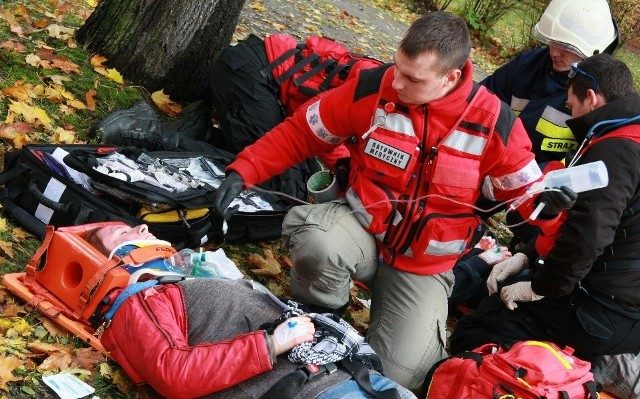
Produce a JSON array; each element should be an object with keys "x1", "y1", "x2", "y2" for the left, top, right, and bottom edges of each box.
[
  {"x1": 568, "y1": 114, "x2": 640, "y2": 167},
  {"x1": 249, "y1": 184, "x2": 558, "y2": 230}
]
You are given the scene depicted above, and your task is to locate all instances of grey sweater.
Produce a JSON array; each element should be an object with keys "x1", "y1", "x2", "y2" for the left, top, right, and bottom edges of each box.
[{"x1": 180, "y1": 278, "x2": 352, "y2": 398}]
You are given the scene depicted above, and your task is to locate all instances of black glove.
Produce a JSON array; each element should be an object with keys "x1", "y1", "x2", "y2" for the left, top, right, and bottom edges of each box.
[
  {"x1": 537, "y1": 186, "x2": 578, "y2": 218},
  {"x1": 334, "y1": 157, "x2": 351, "y2": 191},
  {"x1": 212, "y1": 171, "x2": 245, "y2": 220}
]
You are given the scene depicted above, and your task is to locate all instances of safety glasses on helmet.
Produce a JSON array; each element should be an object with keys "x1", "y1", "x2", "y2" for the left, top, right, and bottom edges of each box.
[{"x1": 568, "y1": 62, "x2": 598, "y2": 93}]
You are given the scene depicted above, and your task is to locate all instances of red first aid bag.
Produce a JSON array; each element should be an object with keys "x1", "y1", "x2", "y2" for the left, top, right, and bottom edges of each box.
[{"x1": 425, "y1": 340, "x2": 600, "y2": 399}]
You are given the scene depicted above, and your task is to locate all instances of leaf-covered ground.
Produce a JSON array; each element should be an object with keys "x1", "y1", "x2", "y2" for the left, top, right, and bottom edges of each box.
[
  {"x1": 0, "y1": 0, "x2": 420, "y2": 397},
  {"x1": 0, "y1": 0, "x2": 637, "y2": 397}
]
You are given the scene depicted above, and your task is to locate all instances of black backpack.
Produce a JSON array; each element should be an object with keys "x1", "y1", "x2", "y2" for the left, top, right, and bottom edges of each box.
[{"x1": 0, "y1": 144, "x2": 291, "y2": 247}]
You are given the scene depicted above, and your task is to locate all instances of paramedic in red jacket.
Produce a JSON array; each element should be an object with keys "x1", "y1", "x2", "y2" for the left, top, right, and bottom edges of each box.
[{"x1": 213, "y1": 12, "x2": 573, "y2": 390}]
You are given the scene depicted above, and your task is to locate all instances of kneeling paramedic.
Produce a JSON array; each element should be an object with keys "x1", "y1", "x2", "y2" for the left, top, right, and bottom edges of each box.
[{"x1": 212, "y1": 11, "x2": 576, "y2": 391}]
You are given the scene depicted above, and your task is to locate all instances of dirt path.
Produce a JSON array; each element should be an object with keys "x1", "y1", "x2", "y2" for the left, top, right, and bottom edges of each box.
[
  {"x1": 236, "y1": 0, "x2": 488, "y2": 79},
  {"x1": 236, "y1": 0, "x2": 409, "y2": 62}
]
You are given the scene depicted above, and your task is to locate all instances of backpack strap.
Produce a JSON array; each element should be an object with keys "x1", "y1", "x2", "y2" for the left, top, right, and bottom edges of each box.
[
  {"x1": 319, "y1": 58, "x2": 358, "y2": 92},
  {"x1": 293, "y1": 56, "x2": 336, "y2": 86},
  {"x1": 274, "y1": 52, "x2": 321, "y2": 86},
  {"x1": 339, "y1": 358, "x2": 402, "y2": 399},
  {"x1": 262, "y1": 47, "x2": 301, "y2": 79},
  {"x1": 260, "y1": 362, "x2": 339, "y2": 399}
]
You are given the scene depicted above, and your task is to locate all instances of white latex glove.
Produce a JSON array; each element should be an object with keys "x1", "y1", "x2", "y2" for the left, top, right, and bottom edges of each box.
[
  {"x1": 478, "y1": 246, "x2": 512, "y2": 266},
  {"x1": 272, "y1": 316, "x2": 315, "y2": 355},
  {"x1": 500, "y1": 281, "x2": 544, "y2": 310},
  {"x1": 486, "y1": 252, "x2": 529, "y2": 295}
]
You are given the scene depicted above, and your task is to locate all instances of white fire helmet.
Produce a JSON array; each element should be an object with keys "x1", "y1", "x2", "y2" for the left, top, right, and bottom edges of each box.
[{"x1": 532, "y1": 0, "x2": 619, "y2": 59}]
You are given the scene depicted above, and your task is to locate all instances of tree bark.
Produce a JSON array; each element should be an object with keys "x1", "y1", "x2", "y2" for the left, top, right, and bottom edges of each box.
[{"x1": 76, "y1": 0, "x2": 246, "y2": 102}]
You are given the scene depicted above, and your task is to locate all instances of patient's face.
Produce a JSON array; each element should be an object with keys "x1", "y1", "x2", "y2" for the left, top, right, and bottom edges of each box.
[{"x1": 97, "y1": 224, "x2": 157, "y2": 253}]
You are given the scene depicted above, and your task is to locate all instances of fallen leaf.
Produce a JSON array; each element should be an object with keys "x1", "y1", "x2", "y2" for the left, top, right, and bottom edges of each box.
[
  {"x1": 151, "y1": 90, "x2": 181, "y2": 116},
  {"x1": 37, "y1": 350, "x2": 73, "y2": 372},
  {"x1": 53, "y1": 127, "x2": 76, "y2": 143},
  {"x1": 12, "y1": 227, "x2": 31, "y2": 240},
  {"x1": 46, "y1": 74, "x2": 71, "y2": 85},
  {"x1": 1, "y1": 303, "x2": 23, "y2": 318},
  {"x1": 47, "y1": 24, "x2": 75, "y2": 40},
  {"x1": 72, "y1": 348, "x2": 106, "y2": 372},
  {"x1": 27, "y1": 341, "x2": 69, "y2": 355},
  {"x1": 90, "y1": 54, "x2": 108, "y2": 68},
  {"x1": 66, "y1": 37, "x2": 77, "y2": 49},
  {"x1": 50, "y1": 57, "x2": 80, "y2": 74},
  {"x1": 37, "y1": 46, "x2": 56, "y2": 61},
  {"x1": 0, "y1": 317, "x2": 32, "y2": 337},
  {"x1": 0, "y1": 242, "x2": 15, "y2": 259},
  {"x1": 85, "y1": 89, "x2": 97, "y2": 110},
  {"x1": 1, "y1": 81, "x2": 32, "y2": 103},
  {"x1": 112, "y1": 367, "x2": 135, "y2": 394},
  {"x1": 98, "y1": 362, "x2": 113, "y2": 379},
  {"x1": 66, "y1": 99, "x2": 87, "y2": 110},
  {"x1": 0, "y1": 355, "x2": 24, "y2": 391},
  {"x1": 10, "y1": 25, "x2": 26, "y2": 39},
  {"x1": 0, "y1": 39, "x2": 26, "y2": 52},
  {"x1": 247, "y1": 249, "x2": 282, "y2": 277},
  {"x1": 8, "y1": 100, "x2": 53, "y2": 130},
  {"x1": 25, "y1": 53, "x2": 49, "y2": 69},
  {"x1": 103, "y1": 68, "x2": 124, "y2": 84},
  {"x1": 0, "y1": 123, "x2": 31, "y2": 142},
  {"x1": 38, "y1": 318, "x2": 69, "y2": 340}
]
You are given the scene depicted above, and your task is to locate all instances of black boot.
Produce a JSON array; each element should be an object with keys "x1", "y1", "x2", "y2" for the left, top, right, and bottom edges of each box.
[
  {"x1": 166, "y1": 100, "x2": 215, "y2": 141},
  {"x1": 93, "y1": 100, "x2": 162, "y2": 140},
  {"x1": 102, "y1": 126, "x2": 181, "y2": 151}
]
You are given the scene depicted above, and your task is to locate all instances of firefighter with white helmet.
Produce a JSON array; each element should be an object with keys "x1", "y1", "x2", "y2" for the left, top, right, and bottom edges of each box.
[{"x1": 481, "y1": 0, "x2": 619, "y2": 166}]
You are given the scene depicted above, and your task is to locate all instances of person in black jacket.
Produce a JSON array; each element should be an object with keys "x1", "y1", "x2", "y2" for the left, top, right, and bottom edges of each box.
[{"x1": 451, "y1": 53, "x2": 640, "y2": 363}]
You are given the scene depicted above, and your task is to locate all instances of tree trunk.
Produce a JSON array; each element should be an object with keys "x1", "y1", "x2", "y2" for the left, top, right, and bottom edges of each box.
[{"x1": 76, "y1": 0, "x2": 246, "y2": 102}]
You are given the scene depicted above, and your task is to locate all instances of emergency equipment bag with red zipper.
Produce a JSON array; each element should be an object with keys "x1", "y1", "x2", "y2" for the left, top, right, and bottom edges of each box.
[
  {"x1": 263, "y1": 34, "x2": 384, "y2": 114},
  {"x1": 424, "y1": 340, "x2": 600, "y2": 399}
]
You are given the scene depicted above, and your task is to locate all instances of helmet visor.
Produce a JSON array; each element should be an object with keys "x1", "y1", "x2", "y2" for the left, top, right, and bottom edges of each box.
[{"x1": 532, "y1": 26, "x2": 586, "y2": 58}]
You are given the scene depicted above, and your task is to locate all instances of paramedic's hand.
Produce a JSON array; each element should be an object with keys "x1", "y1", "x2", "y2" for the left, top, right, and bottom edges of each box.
[
  {"x1": 538, "y1": 186, "x2": 578, "y2": 218},
  {"x1": 500, "y1": 281, "x2": 544, "y2": 310},
  {"x1": 486, "y1": 252, "x2": 528, "y2": 295},
  {"x1": 272, "y1": 316, "x2": 315, "y2": 355},
  {"x1": 212, "y1": 171, "x2": 245, "y2": 220},
  {"x1": 478, "y1": 246, "x2": 512, "y2": 266}
]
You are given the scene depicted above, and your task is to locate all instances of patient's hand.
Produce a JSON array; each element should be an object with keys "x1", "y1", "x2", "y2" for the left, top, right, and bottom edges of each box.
[{"x1": 272, "y1": 316, "x2": 315, "y2": 355}]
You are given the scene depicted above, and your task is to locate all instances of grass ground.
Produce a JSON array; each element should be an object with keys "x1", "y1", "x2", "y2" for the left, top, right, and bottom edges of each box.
[{"x1": 0, "y1": 0, "x2": 638, "y2": 397}]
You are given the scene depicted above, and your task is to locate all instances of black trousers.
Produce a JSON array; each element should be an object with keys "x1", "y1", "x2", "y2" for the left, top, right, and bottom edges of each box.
[
  {"x1": 206, "y1": 35, "x2": 315, "y2": 203},
  {"x1": 450, "y1": 287, "x2": 640, "y2": 363}
]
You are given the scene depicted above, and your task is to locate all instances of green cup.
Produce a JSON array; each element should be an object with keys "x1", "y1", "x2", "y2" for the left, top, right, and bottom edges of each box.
[{"x1": 307, "y1": 170, "x2": 340, "y2": 203}]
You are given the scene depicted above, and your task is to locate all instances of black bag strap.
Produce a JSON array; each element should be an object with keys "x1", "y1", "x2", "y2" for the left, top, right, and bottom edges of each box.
[
  {"x1": 0, "y1": 162, "x2": 28, "y2": 184},
  {"x1": 339, "y1": 358, "x2": 402, "y2": 399},
  {"x1": 275, "y1": 53, "x2": 320, "y2": 86},
  {"x1": 260, "y1": 363, "x2": 338, "y2": 399},
  {"x1": 293, "y1": 58, "x2": 336, "y2": 88},
  {"x1": 0, "y1": 196, "x2": 46, "y2": 239},
  {"x1": 318, "y1": 58, "x2": 357, "y2": 92},
  {"x1": 262, "y1": 47, "x2": 302, "y2": 79}
]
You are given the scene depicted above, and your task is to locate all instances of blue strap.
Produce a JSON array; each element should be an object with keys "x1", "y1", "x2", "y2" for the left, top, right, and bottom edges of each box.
[{"x1": 103, "y1": 280, "x2": 159, "y2": 322}]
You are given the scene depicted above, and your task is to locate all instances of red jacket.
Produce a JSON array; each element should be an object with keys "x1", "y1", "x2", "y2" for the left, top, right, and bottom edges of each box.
[
  {"x1": 229, "y1": 61, "x2": 546, "y2": 275},
  {"x1": 100, "y1": 283, "x2": 273, "y2": 399}
]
